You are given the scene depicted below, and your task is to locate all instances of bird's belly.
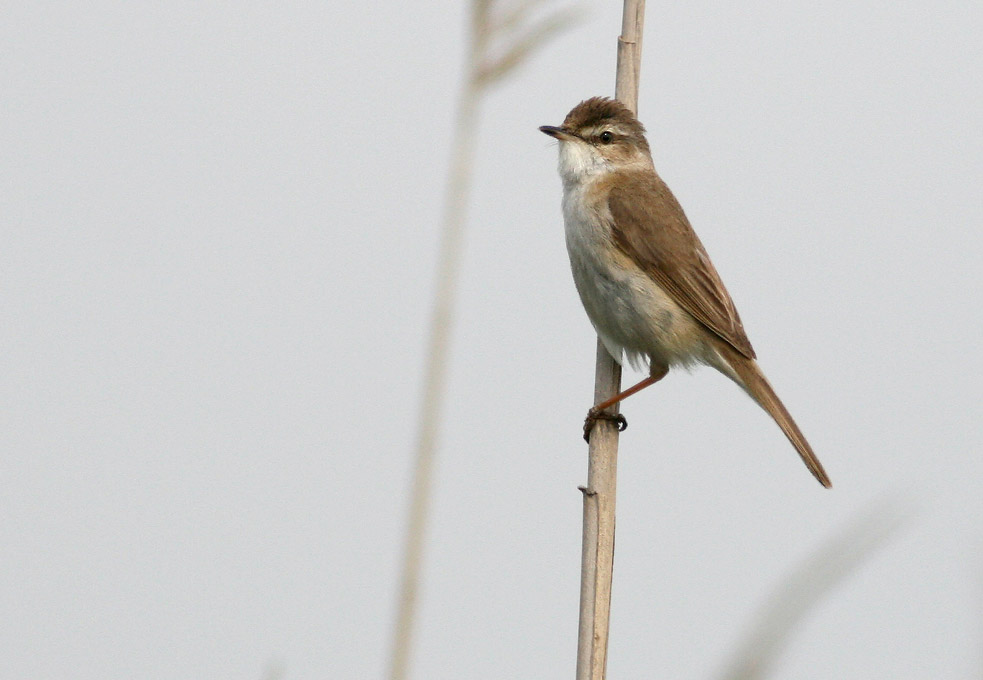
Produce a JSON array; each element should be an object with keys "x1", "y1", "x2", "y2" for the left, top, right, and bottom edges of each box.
[{"x1": 567, "y1": 240, "x2": 705, "y2": 371}]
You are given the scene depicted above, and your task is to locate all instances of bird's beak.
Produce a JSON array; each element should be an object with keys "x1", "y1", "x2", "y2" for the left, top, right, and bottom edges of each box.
[{"x1": 539, "y1": 125, "x2": 574, "y2": 141}]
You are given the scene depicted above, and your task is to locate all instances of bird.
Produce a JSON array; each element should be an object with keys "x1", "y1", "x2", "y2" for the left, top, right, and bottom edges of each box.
[{"x1": 540, "y1": 97, "x2": 831, "y2": 488}]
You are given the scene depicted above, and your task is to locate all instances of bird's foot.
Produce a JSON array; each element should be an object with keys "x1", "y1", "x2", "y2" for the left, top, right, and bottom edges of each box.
[{"x1": 583, "y1": 409, "x2": 627, "y2": 443}]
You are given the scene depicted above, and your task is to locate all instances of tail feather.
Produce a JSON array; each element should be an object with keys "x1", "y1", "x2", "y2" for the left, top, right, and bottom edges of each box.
[{"x1": 716, "y1": 344, "x2": 831, "y2": 488}]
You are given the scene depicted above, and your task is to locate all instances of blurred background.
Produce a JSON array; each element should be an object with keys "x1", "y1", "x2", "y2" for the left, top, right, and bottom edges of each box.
[{"x1": 2, "y1": 1, "x2": 981, "y2": 678}]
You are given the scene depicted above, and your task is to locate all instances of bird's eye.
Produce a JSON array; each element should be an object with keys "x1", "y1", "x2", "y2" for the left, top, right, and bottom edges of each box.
[{"x1": 599, "y1": 131, "x2": 614, "y2": 143}]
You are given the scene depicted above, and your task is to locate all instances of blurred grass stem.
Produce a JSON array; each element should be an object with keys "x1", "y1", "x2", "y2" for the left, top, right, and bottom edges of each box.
[
  {"x1": 387, "y1": 3, "x2": 577, "y2": 678},
  {"x1": 387, "y1": 82, "x2": 479, "y2": 680},
  {"x1": 718, "y1": 501, "x2": 908, "y2": 680}
]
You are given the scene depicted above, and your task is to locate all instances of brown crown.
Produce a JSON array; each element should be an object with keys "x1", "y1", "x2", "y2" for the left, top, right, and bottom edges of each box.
[{"x1": 562, "y1": 97, "x2": 646, "y2": 136}]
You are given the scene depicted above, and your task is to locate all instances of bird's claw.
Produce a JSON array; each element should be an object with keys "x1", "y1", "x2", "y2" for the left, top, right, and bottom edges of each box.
[{"x1": 583, "y1": 409, "x2": 627, "y2": 442}]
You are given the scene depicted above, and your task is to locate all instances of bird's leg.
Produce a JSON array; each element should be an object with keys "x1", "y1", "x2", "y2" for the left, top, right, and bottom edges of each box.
[{"x1": 583, "y1": 363, "x2": 669, "y2": 442}]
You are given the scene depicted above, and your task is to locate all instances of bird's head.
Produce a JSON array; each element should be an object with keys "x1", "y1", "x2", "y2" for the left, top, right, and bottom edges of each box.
[{"x1": 540, "y1": 97, "x2": 652, "y2": 184}]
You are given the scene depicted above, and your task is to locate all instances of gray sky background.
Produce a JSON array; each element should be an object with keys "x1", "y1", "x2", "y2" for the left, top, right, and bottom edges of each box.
[{"x1": 2, "y1": 1, "x2": 982, "y2": 678}]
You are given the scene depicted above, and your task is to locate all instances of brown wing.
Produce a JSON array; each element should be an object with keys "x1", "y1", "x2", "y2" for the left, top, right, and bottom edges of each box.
[{"x1": 608, "y1": 171, "x2": 756, "y2": 359}]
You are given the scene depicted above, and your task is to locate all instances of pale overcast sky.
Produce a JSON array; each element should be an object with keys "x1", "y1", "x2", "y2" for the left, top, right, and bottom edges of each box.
[{"x1": 2, "y1": 1, "x2": 982, "y2": 678}]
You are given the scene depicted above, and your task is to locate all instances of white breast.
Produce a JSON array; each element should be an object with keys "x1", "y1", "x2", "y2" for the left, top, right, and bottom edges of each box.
[{"x1": 560, "y1": 178, "x2": 706, "y2": 372}]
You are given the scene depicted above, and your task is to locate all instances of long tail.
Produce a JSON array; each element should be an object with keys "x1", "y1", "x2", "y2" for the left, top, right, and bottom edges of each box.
[{"x1": 716, "y1": 344, "x2": 832, "y2": 488}]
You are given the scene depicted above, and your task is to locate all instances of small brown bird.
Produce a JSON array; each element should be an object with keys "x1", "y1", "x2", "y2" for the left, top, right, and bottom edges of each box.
[{"x1": 540, "y1": 97, "x2": 830, "y2": 487}]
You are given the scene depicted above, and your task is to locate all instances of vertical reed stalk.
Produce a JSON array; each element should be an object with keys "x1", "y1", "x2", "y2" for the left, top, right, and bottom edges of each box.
[{"x1": 575, "y1": 2, "x2": 645, "y2": 679}]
